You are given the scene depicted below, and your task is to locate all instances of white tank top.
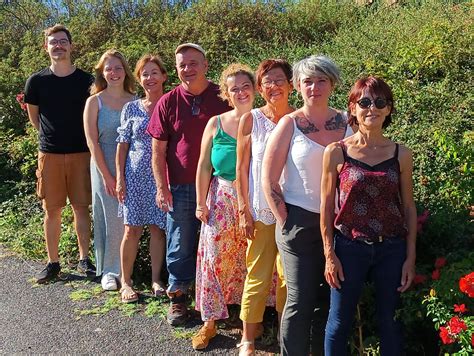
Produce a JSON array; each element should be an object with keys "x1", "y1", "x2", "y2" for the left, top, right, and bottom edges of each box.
[
  {"x1": 248, "y1": 109, "x2": 277, "y2": 225},
  {"x1": 281, "y1": 114, "x2": 353, "y2": 213}
]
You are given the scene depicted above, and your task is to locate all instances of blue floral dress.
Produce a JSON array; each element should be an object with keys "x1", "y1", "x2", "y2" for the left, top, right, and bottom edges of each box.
[{"x1": 117, "y1": 99, "x2": 166, "y2": 229}]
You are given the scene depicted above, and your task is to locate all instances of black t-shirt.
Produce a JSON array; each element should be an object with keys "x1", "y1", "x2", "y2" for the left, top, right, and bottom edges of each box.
[{"x1": 24, "y1": 67, "x2": 94, "y2": 153}]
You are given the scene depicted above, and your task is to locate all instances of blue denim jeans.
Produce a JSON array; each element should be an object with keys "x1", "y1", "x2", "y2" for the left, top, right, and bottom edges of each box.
[
  {"x1": 166, "y1": 184, "x2": 200, "y2": 293},
  {"x1": 325, "y1": 232, "x2": 406, "y2": 356}
]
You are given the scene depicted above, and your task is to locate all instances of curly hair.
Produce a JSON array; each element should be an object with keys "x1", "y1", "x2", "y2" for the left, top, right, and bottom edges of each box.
[{"x1": 218, "y1": 63, "x2": 255, "y2": 105}]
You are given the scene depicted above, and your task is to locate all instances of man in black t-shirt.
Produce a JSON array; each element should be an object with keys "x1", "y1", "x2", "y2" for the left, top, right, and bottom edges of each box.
[{"x1": 24, "y1": 24, "x2": 96, "y2": 283}]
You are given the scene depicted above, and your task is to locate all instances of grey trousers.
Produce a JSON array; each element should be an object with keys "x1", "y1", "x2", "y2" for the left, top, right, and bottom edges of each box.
[{"x1": 276, "y1": 203, "x2": 329, "y2": 356}]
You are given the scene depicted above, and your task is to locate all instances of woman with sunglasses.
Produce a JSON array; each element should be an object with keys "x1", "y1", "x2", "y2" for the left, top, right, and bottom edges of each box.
[
  {"x1": 191, "y1": 63, "x2": 256, "y2": 350},
  {"x1": 236, "y1": 59, "x2": 293, "y2": 356},
  {"x1": 262, "y1": 55, "x2": 352, "y2": 355},
  {"x1": 321, "y1": 76, "x2": 416, "y2": 355}
]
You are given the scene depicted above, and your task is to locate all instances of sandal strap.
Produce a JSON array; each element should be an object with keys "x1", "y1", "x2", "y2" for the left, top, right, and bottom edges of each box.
[{"x1": 236, "y1": 340, "x2": 254, "y2": 347}]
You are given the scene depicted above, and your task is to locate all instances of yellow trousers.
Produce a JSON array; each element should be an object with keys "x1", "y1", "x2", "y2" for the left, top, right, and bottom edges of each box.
[{"x1": 240, "y1": 221, "x2": 286, "y2": 323}]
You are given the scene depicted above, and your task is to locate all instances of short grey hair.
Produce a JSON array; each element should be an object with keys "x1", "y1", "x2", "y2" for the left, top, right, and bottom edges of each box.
[{"x1": 292, "y1": 55, "x2": 341, "y2": 88}]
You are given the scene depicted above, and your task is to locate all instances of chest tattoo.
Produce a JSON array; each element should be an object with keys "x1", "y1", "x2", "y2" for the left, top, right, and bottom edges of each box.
[
  {"x1": 324, "y1": 113, "x2": 345, "y2": 131},
  {"x1": 295, "y1": 116, "x2": 319, "y2": 134}
]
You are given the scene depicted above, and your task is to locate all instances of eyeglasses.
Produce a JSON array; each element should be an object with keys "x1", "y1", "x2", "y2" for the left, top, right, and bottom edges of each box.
[
  {"x1": 261, "y1": 78, "x2": 287, "y2": 89},
  {"x1": 192, "y1": 96, "x2": 202, "y2": 116},
  {"x1": 48, "y1": 39, "x2": 70, "y2": 47},
  {"x1": 356, "y1": 97, "x2": 389, "y2": 109}
]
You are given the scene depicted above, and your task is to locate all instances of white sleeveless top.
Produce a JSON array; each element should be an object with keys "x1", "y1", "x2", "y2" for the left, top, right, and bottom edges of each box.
[
  {"x1": 248, "y1": 109, "x2": 277, "y2": 225},
  {"x1": 281, "y1": 114, "x2": 353, "y2": 213}
]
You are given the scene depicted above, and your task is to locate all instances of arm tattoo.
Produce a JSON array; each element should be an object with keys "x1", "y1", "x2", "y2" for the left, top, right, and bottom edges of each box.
[
  {"x1": 295, "y1": 116, "x2": 319, "y2": 134},
  {"x1": 270, "y1": 182, "x2": 285, "y2": 208},
  {"x1": 324, "y1": 113, "x2": 346, "y2": 131}
]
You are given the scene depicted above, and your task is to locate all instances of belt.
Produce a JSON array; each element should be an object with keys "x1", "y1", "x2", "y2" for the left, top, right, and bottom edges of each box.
[
  {"x1": 358, "y1": 236, "x2": 385, "y2": 245},
  {"x1": 336, "y1": 230, "x2": 392, "y2": 245}
]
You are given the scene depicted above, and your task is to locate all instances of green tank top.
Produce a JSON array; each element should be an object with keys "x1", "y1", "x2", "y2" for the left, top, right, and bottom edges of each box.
[{"x1": 210, "y1": 116, "x2": 237, "y2": 181}]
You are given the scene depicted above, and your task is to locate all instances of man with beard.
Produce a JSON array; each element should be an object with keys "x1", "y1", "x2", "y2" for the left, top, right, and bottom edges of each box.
[{"x1": 24, "y1": 24, "x2": 95, "y2": 283}]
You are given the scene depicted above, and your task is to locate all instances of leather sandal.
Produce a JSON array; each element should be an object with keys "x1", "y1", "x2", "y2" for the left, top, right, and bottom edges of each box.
[
  {"x1": 120, "y1": 285, "x2": 138, "y2": 303},
  {"x1": 237, "y1": 340, "x2": 255, "y2": 356},
  {"x1": 152, "y1": 281, "x2": 166, "y2": 297}
]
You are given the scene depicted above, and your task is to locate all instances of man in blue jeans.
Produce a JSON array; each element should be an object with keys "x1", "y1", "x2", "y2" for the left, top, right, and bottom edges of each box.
[{"x1": 147, "y1": 43, "x2": 230, "y2": 326}]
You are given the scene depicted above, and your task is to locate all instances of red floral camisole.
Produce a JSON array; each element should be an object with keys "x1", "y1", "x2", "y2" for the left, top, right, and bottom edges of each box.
[{"x1": 334, "y1": 141, "x2": 407, "y2": 240}]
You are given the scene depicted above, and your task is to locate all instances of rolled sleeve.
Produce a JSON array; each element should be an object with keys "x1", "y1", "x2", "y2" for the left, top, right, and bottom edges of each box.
[{"x1": 117, "y1": 102, "x2": 133, "y2": 143}]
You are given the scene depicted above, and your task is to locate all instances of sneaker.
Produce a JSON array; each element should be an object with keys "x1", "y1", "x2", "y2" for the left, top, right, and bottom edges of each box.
[
  {"x1": 77, "y1": 258, "x2": 96, "y2": 277},
  {"x1": 36, "y1": 262, "x2": 61, "y2": 284},
  {"x1": 101, "y1": 273, "x2": 118, "y2": 291},
  {"x1": 192, "y1": 325, "x2": 217, "y2": 350},
  {"x1": 166, "y1": 291, "x2": 188, "y2": 326}
]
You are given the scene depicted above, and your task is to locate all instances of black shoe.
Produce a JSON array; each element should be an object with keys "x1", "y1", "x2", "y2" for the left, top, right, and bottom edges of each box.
[
  {"x1": 77, "y1": 258, "x2": 96, "y2": 277},
  {"x1": 36, "y1": 262, "x2": 61, "y2": 284},
  {"x1": 166, "y1": 292, "x2": 188, "y2": 326}
]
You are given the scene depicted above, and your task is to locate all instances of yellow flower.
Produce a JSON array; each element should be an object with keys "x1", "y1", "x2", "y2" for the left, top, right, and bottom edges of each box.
[{"x1": 430, "y1": 289, "x2": 436, "y2": 297}]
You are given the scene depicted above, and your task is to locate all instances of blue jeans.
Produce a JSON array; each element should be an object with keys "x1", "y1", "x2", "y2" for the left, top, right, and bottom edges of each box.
[
  {"x1": 325, "y1": 232, "x2": 406, "y2": 356},
  {"x1": 166, "y1": 184, "x2": 200, "y2": 293}
]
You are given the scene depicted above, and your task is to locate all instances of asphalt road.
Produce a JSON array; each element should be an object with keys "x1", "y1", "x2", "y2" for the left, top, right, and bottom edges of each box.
[{"x1": 0, "y1": 245, "x2": 278, "y2": 355}]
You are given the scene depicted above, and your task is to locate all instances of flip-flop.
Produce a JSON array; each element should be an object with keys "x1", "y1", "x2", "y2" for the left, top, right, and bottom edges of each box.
[
  {"x1": 120, "y1": 285, "x2": 138, "y2": 303},
  {"x1": 152, "y1": 281, "x2": 166, "y2": 297}
]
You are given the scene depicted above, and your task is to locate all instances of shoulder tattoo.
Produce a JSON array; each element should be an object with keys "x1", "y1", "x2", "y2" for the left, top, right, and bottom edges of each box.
[
  {"x1": 325, "y1": 112, "x2": 346, "y2": 131},
  {"x1": 295, "y1": 116, "x2": 319, "y2": 134}
]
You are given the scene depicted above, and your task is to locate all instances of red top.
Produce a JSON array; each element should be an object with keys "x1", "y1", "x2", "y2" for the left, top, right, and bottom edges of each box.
[
  {"x1": 147, "y1": 82, "x2": 230, "y2": 185},
  {"x1": 334, "y1": 141, "x2": 407, "y2": 240}
]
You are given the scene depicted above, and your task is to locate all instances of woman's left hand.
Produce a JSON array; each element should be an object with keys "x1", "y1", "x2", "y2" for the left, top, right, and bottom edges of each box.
[
  {"x1": 398, "y1": 259, "x2": 415, "y2": 292},
  {"x1": 195, "y1": 204, "x2": 209, "y2": 224}
]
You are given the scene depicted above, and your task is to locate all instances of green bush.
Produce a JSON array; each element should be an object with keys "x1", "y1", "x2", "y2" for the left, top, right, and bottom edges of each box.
[{"x1": 0, "y1": 1, "x2": 472, "y2": 353}]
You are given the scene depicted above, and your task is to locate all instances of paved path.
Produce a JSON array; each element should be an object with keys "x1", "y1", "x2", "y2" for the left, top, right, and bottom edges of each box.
[{"x1": 0, "y1": 245, "x2": 278, "y2": 354}]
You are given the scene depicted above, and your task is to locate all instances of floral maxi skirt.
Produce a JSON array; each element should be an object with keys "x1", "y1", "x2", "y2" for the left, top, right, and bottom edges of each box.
[{"x1": 195, "y1": 176, "x2": 248, "y2": 321}]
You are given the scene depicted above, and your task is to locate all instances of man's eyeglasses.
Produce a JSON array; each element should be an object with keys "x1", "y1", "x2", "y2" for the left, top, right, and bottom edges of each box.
[
  {"x1": 356, "y1": 97, "x2": 389, "y2": 109},
  {"x1": 48, "y1": 39, "x2": 70, "y2": 47},
  {"x1": 192, "y1": 96, "x2": 202, "y2": 116},
  {"x1": 261, "y1": 79, "x2": 287, "y2": 89}
]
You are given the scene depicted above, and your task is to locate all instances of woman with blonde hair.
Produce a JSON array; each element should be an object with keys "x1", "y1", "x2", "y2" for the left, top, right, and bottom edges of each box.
[
  {"x1": 191, "y1": 63, "x2": 256, "y2": 350},
  {"x1": 84, "y1": 49, "x2": 135, "y2": 291},
  {"x1": 116, "y1": 54, "x2": 168, "y2": 302}
]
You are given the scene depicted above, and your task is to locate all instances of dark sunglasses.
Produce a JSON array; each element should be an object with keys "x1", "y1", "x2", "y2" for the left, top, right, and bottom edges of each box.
[
  {"x1": 356, "y1": 97, "x2": 389, "y2": 109},
  {"x1": 192, "y1": 96, "x2": 202, "y2": 116}
]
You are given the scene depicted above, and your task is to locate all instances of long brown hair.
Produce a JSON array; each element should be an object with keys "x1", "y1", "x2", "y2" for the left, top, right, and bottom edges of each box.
[{"x1": 90, "y1": 49, "x2": 135, "y2": 95}]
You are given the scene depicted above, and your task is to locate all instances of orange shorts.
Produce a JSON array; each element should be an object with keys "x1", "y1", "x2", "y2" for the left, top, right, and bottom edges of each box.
[{"x1": 36, "y1": 151, "x2": 92, "y2": 210}]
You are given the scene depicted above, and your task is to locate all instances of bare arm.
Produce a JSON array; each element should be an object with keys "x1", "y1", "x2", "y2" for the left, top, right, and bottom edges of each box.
[
  {"x1": 320, "y1": 143, "x2": 345, "y2": 289},
  {"x1": 261, "y1": 116, "x2": 293, "y2": 226},
  {"x1": 84, "y1": 96, "x2": 116, "y2": 196},
  {"x1": 397, "y1": 145, "x2": 417, "y2": 292},
  {"x1": 115, "y1": 142, "x2": 129, "y2": 203},
  {"x1": 236, "y1": 112, "x2": 254, "y2": 239},
  {"x1": 152, "y1": 139, "x2": 172, "y2": 212},
  {"x1": 26, "y1": 104, "x2": 40, "y2": 130},
  {"x1": 195, "y1": 117, "x2": 217, "y2": 224}
]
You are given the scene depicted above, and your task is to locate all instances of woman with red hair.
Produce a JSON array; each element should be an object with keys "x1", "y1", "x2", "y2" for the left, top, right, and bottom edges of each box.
[{"x1": 321, "y1": 76, "x2": 417, "y2": 355}]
